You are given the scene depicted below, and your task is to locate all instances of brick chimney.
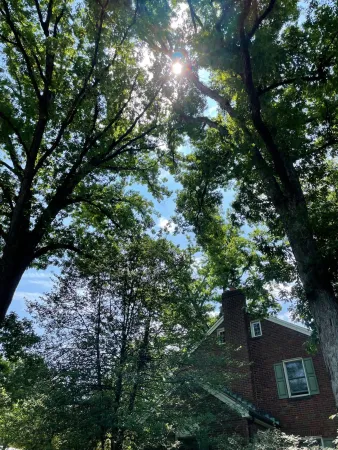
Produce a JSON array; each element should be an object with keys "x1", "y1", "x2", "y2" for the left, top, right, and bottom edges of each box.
[{"x1": 222, "y1": 289, "x2": 254, "y2": 401}]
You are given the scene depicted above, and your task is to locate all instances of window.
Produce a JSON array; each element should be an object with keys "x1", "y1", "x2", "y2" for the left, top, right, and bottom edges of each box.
[
  {"x1": 217, "y1": 328, "x2": 225, "y2": 344},
  {"x1": 250, "y1": 320, "x2": 262, "y2": 338},
  {"x1": 274, "y1": 357, "x2": 319, "y2": 399},
  {"x1": 283, "y1": 359, "x2": 309, "y2": 397}
]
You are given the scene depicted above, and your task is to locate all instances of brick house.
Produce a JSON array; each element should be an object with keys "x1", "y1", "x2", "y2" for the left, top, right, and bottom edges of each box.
[{"x1": 188, "y1": 289, "x2": 337, "y2": 448}]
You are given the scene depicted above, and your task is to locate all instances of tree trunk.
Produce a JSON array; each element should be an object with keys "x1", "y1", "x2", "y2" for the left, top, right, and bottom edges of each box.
[
  {"x1": 236, "y1": 27, "x2": 338, "y2": 410},
  {"x1": 0, "y1": 241, "x2": 33, "y2": 321},
  {"x1": 275, "y1": 197, "x2": 338, "y2": 410},
  {"x1": 309, "y1": 291, "x2": 338, "y2": 408}
]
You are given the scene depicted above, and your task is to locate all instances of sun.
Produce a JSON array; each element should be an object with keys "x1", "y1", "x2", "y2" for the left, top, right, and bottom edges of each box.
[{"x1": 172, "y1": 62, "x2": 183, "y2": 75}]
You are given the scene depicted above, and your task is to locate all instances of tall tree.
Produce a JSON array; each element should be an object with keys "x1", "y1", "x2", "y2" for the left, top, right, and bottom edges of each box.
[
  {"x1": 139, "y1": 0, "x2": 338, "y2": 406},
  {"x1": 23, "y1": 234, "x2": 215, "y2": 450},
  {"x1": 0, "y1": 0, "x2": 174, "y2": 320}
]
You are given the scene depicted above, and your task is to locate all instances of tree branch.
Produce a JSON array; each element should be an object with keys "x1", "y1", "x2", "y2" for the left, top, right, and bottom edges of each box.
[
  {"x1": 32, "y1": 242, "x2": 82, "y2": 260},
  {"x1": 187, "y1": 0, "x2": 203, "y2": 33},
  {"x1": 45, "y1": 0, "x2": 54, "y2": 34},
  {"x1": 187, "y1": 72, "x2": 237, "y2": 118},
  {"x1": 259, "y1": 74, "x2": 324, "y2": 95},
  {"x1": 0, "y1": 111, "x2": 29, "y2": 156},
  {"x1": 53, "y1": 6, "x2": 65, "y2": 37},
  {"x1": 33, "y1": 0, "x2": 45, "y2": 33},
  {"x1": 99, "y1": 127, "x2": 157, "y2": 165},
  {"x1": 248, "y1": 0, "x2": 277, "y2": 39},
  {"x1": 0, "y1": 0, "x2": 41, "y2": 99},
  {"x1": 33, "y1": 1, "x2": 108, "y2": 173},
  {"x1": 0, "y1": 160, "x2": 21, "y2": 179},
  {"x1": 177, "y1": 112, "x2": 229, "y2": 138}
]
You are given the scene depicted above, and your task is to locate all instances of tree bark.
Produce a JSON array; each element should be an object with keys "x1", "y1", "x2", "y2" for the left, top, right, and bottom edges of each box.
[
  {"x1": 0, "y1": 238, "x2": 34, "y2": 320},
  {"x1": 309, "y1": 291, "x2": 338, "y2": 407}
]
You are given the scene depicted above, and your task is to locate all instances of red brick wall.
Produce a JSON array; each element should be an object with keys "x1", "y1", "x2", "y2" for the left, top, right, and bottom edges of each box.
[
  {"x1": 222, "y1": 290, "x2": 254, "y2": 401},
  {"x1": 248, "y1": 318, "x2": 337, "y2": 438}
]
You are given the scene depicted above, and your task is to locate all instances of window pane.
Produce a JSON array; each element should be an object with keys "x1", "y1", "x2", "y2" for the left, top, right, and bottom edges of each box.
[
  {"x1": 253, "y1": 323, "x2": 261, "y2": 335},
  {"x1": 285, "y1": 361, "x2": 305, "y2": 379},
  {"x1": 218, "y1": 330, "x2": 225, "y2": 343},
  {"x1": 289, "y1": 378, "x2": 309, "y2": 395}
]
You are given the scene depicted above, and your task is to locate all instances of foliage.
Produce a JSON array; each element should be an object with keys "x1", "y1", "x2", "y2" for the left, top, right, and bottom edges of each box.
[
  {"x1": 0, "y1": 233, "x2": 234, "y2": 450},
  {"x1": 146, "y1": 0, "x2": 338, "y2": 326},
  {"x1": 0, "y1": 0, "x2": 180, "y2": 319}
]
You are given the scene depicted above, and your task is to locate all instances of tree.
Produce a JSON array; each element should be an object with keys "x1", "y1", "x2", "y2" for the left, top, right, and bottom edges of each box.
[
  {"x1": 17, "y1": 233, "x2": 219, "y2": 450},
  {"x1": 0, "y1": 313, "x2": 50, "y2": 450},
  {"x1": 140, "y1": 0, "x2": 338, "y2": 406},
  {"x1": 0, "y1": 0, "x2": 174, "y2": 320}
]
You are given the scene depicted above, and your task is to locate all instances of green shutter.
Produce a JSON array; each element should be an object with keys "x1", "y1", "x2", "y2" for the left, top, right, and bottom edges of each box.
[
  {"x1": 303, "y1": 358, "x2": 320, "y2": 395},
  {"x1": 323, "y1": 438, "x2": 335, "y2": 448},
  {"x1": 274, "y1": 363, "x2": 288, "y2": 399}
]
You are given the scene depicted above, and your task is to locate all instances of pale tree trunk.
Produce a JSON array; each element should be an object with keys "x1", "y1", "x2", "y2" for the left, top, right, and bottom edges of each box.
[{"x1": 310, "y1": 292, "x2": 338, "y2": 406}]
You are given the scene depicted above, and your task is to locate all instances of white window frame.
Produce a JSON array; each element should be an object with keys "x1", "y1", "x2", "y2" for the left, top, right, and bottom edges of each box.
[
  {"x1": 217, "y1": 327, "x2": 225, "y2": 344},
  {"x1": 250, "y1": 320, "x2": 262, "y2": 338},
  {"x1": 283, "y1": 358, "x2": 310, "y2": 398},
  {"x1": 300, "y1": 436, "x2": 323, "y2": 447}
]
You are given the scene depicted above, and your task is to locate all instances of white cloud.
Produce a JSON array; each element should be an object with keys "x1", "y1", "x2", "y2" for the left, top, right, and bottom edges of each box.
[
  {"x1": 21, "y1": 268, "x2": 57, "y2": 289},
  {"x1": 10, "y1": 291, "x2": 42, "y2": 315},
  {"x1": 13, "y1": 291, "x2": 42, "y2": 302},
  {"x1": 158, "y1": 217, "x2": 176, "y2": 233},
  {"x1": 278, "y1": 310, "x2": 292, "y2": 322},
  {"x1": 206, "y1": 105, "x2": 218, "y2": 117},
  {"x1": 22, "y1": 269, "x2": 52, "y2": 280},
  {"x1": 28, "y1": 279, "x2": 53, "y2": 289}
]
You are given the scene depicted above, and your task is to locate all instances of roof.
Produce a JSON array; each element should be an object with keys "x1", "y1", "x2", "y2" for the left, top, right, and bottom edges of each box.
[
  {"x1": 207, "y1": 315, "x2": 311, "y2": 337},
  {"x1": 201, "y1": 384, "x2": 280, "y2": 428}
]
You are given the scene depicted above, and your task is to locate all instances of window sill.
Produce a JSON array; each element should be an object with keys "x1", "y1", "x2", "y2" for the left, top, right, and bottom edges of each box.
[{"x1": 287, "y1": 395, "x2": 312, "y2": 401}]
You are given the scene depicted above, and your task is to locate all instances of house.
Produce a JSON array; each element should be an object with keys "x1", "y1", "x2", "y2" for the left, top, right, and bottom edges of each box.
[{"x1": 189, "y1": 289, "x2": 337, "y2": 448}]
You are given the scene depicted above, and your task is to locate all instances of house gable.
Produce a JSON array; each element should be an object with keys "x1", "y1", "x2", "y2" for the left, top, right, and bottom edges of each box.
[{"x1": 206, "y1": 315, "x2": 312, "y2": 339}]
